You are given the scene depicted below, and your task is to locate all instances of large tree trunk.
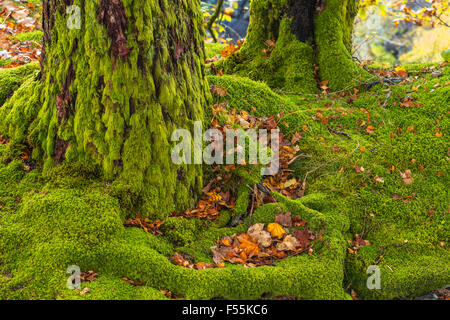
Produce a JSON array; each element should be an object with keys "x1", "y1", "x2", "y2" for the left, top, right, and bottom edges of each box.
[
  {"x1": 220, "y1": 0, "x2": 368, "y2": 92},
  {"x1": 2, "y1": 0, "x2": 210, "y2": 218}
]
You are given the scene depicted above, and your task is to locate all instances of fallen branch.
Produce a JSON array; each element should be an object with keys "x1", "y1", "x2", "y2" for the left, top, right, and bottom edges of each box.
[{"x1": 206, "y1": 0, "x2": 225, "y2": 43}]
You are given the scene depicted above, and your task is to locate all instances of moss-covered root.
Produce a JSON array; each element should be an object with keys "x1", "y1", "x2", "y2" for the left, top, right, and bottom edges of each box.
[
  {"x1": 99, "y1": 191, "x2": 349, "y2": 299},
  {"x1": 0, "y1": 160, "x2": 348, "y2": 300},
  {"x1": 96, "y1": 237, "x2": 349, "y2": 300},
  {"x1": 315, "y1": 0, "x2": 371, "y2": 90},
  {"x1": 0, "y1": 62, "x2": 39, "y2": 107}
]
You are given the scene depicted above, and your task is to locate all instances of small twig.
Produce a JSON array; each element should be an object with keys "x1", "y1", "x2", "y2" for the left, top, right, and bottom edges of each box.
[
  {"x1": 327, "y1": 127, "x2": 352, "y2": 139},
  {"x1": 248, "y1": 185, "x2": 256, "y2": 226},
  {"x1": 302, "y1": 140, "x2": 360, "y2": 193},
  {"x1": 287, "y1": 153, "x2": 310, "y2": 165}
]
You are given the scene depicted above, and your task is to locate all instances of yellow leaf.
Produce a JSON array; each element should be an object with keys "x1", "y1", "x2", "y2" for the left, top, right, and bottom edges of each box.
[
  {"x1": 222, "y1": 14, "x2": 232, "y2": 22},
  {"x1": 267, "y1": 223, "x2": 286, "y2": 239}
]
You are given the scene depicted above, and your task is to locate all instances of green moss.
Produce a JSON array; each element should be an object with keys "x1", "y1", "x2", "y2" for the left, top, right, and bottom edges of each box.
[
  {"x1": 315, "y1": 0, "x2": 371, "y2": 90},
  {"x1": 207, "y1": 74, "x2": 296, "y2": 115},
  {"x1": 13, "y1": 31, "x2": 44, "y2": 43},
  {"x1": 217, "y1": 0, "x2": 317, "y2": 93},
  {"x1": 0, "y1": 62, "x2": 39, "y2": 107},
  {"x1": 205, "y1": 43, "x2": 227, "y2": 60},
  {"x1": 211, "y1": 210, "x2": 232, "y2": 228},
  {"x1": 0, "y1": 1, "x2": 211, "y2": 220},
  {"x1": 59, "y1": 275, "x2": 170, "y2": 300},
  {"x1": 161, "y1": 217, "x2": 207, "y2": 246}
]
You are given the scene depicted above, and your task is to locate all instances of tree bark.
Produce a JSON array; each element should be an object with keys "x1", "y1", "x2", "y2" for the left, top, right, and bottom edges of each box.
[
  {"x1": 219, "y1": 0, "x2": 368, "y2": 92},
  {"x1": 2, "y1": 0, "x2": 210, "y2": 218}
]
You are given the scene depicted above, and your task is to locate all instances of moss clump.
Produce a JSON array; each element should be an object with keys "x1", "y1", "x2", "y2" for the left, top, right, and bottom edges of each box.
[
  {"x1": 0, "y1": 62, "x2": 39, "y2": 107},
  {"x1": 13, "y1": 31, "x2": 44, "y2": 43},
  {"x1": 207, "y1": 74, "x2": 296, "y2": 114},
  {"x1": 161, "y1": 217, "x2": 207, "y2": 246}
]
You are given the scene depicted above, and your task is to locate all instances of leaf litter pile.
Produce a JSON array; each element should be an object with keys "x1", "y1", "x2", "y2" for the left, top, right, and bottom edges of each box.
[
  {"x1": 172, "y1": 211, "x2": 317, "y2": 270},
  {"x1": 124, "y1": 84, "x2": 315, "y2": 270},
  {"x1": 0, "y1": 1, "x2": 42, "y2": 68},
  {"x1": 209, "y1": 216, "x2": 318, "y2": 268},
  {"x1": 124, "y1": 213, "x2": 164, "y2": 235},
  {"x1": 167, "y1": 85, "x2": 318, "y2": 269}
]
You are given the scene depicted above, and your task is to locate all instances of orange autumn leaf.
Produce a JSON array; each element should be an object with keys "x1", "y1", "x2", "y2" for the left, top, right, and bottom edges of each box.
[{"x1": 238, "y1": 237, "x2": 260, "y2": 255}]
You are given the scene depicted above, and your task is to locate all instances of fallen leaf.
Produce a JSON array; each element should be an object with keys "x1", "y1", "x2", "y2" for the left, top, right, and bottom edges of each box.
[
  {"x1": 275, "y1": 212, "x2": 292, "y2": 227},
  {"x1": 267, "y1": 223, "x2": 286, "y2": 239},
  {"x1": 293, "y1": 229, "x2": 313, "y2": 249},
  {"x1": 277, "y1": 235, "x2": 300, "y2": 251},
  {"x1": 400, "y1": 170, "x2": 414, "y2": 184}
]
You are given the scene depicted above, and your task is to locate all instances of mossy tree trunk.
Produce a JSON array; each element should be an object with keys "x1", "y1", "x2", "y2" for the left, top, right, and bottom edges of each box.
[
  {"x1": 220, "y1": 0, "x2": 368, "y2": 92},
  {"x1": 2, "y1": 0, "x2": 211, "y2": 218}
]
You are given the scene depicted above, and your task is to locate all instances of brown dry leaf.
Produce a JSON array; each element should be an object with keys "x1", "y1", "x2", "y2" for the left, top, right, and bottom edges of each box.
[
  {"x1": 291, "y1": 132, "x2": 302, "y2": 144},
  {"x1": 366, "y1": 125, "x2": 376, "y2": 134},
  {"x1": 394, "y1": 66, "x2": 408, "y2": 78},
  {"x1": 355, "y1": 163, "x2": 365, "y2": 173},
  {"x1": 374, "y1": 176, "x2": 384, "y2": 183},
  {"x1": 210, "y1": 85, "x2": 227, "y2": 97},
  {"x1": 248, "y1": 224, "x2": 272, "y2": 247},
  {"x1": 80, "y1": 270, "x2": 99, "y2": 282},
  {"x1": 195, "y1": 262, "x2": 206, "y2": 270},
  {"x1": 277, "y1": 235, "x2": 300, "y2": 251},
  {"x1": 275, "y1": 212, "x2": 292, "y2": 227},
  {"x1": 124, "y1": 215, "x2": 164, "y2": 235},
  {"x1": 294, "y1": 229, "x2": 313, "y2": 249},
  {"x1": 237, "y1": 235, "x2": 260, "y2": 256},
  {"x1": 400, "y1": 170, "x2": 414, "y2": 184},
  {"x1": 79, "y1": 287, "x2": 90, "y2": 295},
  {"x1": 172, "y1": 253, "x2": 192, "y2": 268},
  {"x1": 292, "y1": 216, "x2": 307, "y2": 227}
]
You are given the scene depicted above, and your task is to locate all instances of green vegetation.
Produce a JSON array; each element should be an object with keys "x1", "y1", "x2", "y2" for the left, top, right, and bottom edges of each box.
[{"x1": 1, "y1": 56, "x2": 448, "y2": 299}]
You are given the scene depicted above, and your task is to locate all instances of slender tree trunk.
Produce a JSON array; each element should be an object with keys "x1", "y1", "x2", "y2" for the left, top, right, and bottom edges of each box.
[
  {"x1": 220, "y1": 0, "x2": 368, "y2": 92},
  {"x1": 2, "y1": 0, "x2": 211, "y2": 218}
]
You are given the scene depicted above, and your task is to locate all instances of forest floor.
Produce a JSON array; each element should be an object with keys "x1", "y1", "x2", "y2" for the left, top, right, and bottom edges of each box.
[{"x1": 0, "y1": 2, "x2": 449, "y2": 300}]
